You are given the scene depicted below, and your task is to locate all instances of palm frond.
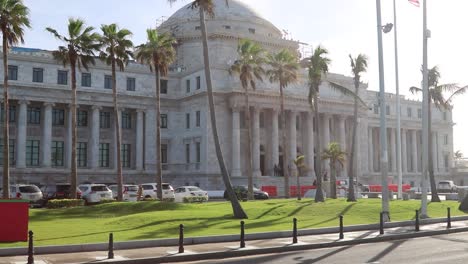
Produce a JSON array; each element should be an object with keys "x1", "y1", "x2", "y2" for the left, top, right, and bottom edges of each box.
[{"x1": 328, "y1": 81, "x2": 367, "y2": 107}]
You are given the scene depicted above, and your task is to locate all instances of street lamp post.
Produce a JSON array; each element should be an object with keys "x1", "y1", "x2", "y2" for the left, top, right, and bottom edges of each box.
[
  {"x1": 393, "y1": 0, "x2": 403, "y2": 199},
  {"x1": 421, "y1": 0, "x2": 429, "y2": 218}
]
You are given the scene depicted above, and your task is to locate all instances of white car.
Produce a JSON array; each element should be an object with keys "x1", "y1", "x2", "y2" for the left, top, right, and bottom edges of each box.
[
  {"x1": 78, "y1": 184, "x2": 113, "y2": 204},
  {"x1": 174, "y1": 186, "x2": 209, "y2": 203},
  {"x1": 0, "y1": 184, "x2": 43, "y2": 206},
  {"x1": 140, "y1": 183, "x2": 175, "y2": 200},
  {"x1": 108, "y1": 184, "x2": 139, "y2": 201}
]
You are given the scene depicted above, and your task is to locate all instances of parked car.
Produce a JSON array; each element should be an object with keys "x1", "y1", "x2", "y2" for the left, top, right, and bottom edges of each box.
[
  {"x1": 108, "y1": 184, "x2": 139, "y2": 201},
  {"x1": 78, "y1": 184, "x2": 113, "y2": 204},
  {"x1": 140, "y1": 183, "x2": 175, "y2": 200},
  {"x1": 0, "y1": 184, "x2": 43, "y2": 207},
  {"x1": 174, "y1": 186, "x2": 209, "y2": 202},
  {"x1": 437, "y1": 180, "x2": 457, "y2": 193},
  {"x1": 41, "y1": 184, "x2": 82, "y2": 201},
  {"x1": 224, "y1": 186, "x2": 269, "y2": 200}
]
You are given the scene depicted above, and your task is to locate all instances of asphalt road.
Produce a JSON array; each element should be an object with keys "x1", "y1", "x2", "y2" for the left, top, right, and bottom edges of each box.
[{"x1": 181, "y1": 232, "x2": 468, "y2": 264}]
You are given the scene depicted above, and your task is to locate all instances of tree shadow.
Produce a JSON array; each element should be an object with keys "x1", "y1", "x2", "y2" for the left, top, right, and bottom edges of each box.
[
  {"x1": 366, "y1": 239, "x2": 406, "y2": 263},
  {"x1": 301, "y1": 203, "x2": 356, "y2": 228}
]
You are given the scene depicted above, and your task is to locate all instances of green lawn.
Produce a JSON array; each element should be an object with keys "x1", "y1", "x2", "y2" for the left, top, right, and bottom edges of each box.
[{"x1": 1, "y1": 199, "x2": 464, "y2": 248}]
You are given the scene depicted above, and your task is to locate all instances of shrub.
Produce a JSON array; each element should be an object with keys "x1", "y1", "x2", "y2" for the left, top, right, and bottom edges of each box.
[
  {"x1": 183, "y1": 196, "x2": 208, "y2": 203},
  {"x1": 139, "y1": 198, "x2": 157, "y2": 202},
  {"x1": 46, "y1": 199, "x2": 84, "y2": 209},
  {"x1": 100, "y1": 199, "x2": 117, "y2": 204}
]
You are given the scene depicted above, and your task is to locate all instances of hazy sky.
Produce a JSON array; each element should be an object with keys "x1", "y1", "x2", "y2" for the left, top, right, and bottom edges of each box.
[{"x1": 21, "y1": 0, "x2": 468, "y2": 155}]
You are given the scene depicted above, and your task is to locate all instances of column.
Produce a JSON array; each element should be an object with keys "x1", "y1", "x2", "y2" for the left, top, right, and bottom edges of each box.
[
  {"x1": 231, "y1": 108, "x2": 241, "y2": 177},
  {"x1": 305, "y1": 112, "x2": 315, "y2": 177},
  {"x1": 144, "y1": 108, "x2": 156, "y2": 171},
  {"x1": 271, "y1": 108, "x2": 279, "y2": 175},
  {"x1": 65, "y1": 105, "x2": 72, "y2": 168},
  {"x1": 401, "y1": 129, "x2": 407, "y2": 173},
  {"x1": 322, "y1": 114, "x2": 331, "y2": 178},
  {"x1": 368, "y1": 127, "x2": 373, "y2": 172},
  {"x1": 390, "y1": 128, "x2": 396, "y2": 173},
  {"x1": 89, "y1": 105, "x2": 101, "y2": 169},
  {"x1": 135, "y1": 109, "x2": 144, "y2": 171},
  {"x1": 16, "y1": 100, "x2": 28, "y2": 168},
  {"x1": 338, "y1": 116, "x2": 346, "y2": 177},
  {"x1": 252, "y1": 107, "x2": 261, "y2": 177},
  {"x1": 289, "y1": 111, "x2": 297, "y2": 176},
  {"x1": 41, "y1": 102, "x2": 53, "y2": 167},
  {"x1": 411, "y1": 130, "x2": 418, "y2": 172}
]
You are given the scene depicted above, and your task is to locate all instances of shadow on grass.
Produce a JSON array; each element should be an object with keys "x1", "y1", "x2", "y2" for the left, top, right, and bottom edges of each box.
[{"x1": 301, "y1": 203, "x2": 356, "y2": 229}]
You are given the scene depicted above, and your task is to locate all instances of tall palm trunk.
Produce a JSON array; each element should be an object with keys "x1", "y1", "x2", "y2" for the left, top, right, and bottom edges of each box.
[
  {"x1": 428, "y1": 100, "x2": 440, "y2": 202},
  {"x1": 111, "y1": 51, "x2": 123, "y2": 201},
  {"x1": 347, "y1": 83, "x2": 359, "y2": 202},
  {"x1": 279, "y1": 84, "x2": 289, "y2": 198},
  {"x1": 199, "y1": 7, "x2": 247, "y2": 218},
  {"x1": 154, "y1": 65, "x2": 163, "y2": 201},
  {"x1": 70, "y1": 57, "x2": 78, "y2": 199},
  {"x1": 330, "y1": 158, "x2": 337, "y2": 199},
  {"x1": 243, "y1": 86, "x2": 254, "y2": 200},
  {"x1": 2, "y1": 34, "x2": 10, "y2": 199},
  {"x1": 313, "y1": 93, "x2": 324, "y2": 202},
  {"x1": 296, "y1": 161, "x2": 301, "y2": 200}
]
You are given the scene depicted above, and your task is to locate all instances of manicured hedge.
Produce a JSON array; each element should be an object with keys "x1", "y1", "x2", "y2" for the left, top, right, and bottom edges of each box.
[
  {"x1": 46, "y1": 199, "x2": 84, "y2": 209},
  {"x1": 183, "y1": 196, "x2": 208, "y2": 203}
]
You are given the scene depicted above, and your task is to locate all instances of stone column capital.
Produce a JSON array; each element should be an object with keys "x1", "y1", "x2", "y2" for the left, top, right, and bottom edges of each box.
[
  {"x1": 136, "y1": 108, "x2": 145, "y2": 114},
  {"x1": 43, "y1": 102, "x2": 55, "y2": 109},
  {"x1": 91, "y1": 105, "x2": 102, "y2": 111},
  {"x1": 18, "y1": 100, "x2": 30, "y2": 105}
]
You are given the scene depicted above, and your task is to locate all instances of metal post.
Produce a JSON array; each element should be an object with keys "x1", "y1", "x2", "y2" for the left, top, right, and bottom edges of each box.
[
  {"x1": 108, "y1": 233, "x2": 114, "y2": 259},
  {"x1": 447, "y1": 208, "x2": 451, "y2": 229},
  {"x1": 178, "y1": 224, "x2": 184, "y2": 253},
  {"x1": 393, "y1": 0, "x2": 403, "y2": 199},
  {"x1": 240, "y1": 221, "x2": 245, "y2": 248},
  {"x1": 420, "y1": 0, "x2": 429, "y2": 219},
  {"x1": 27, "y1": 230, "x2": 34, "y2": 264},
  {"x1": 379, "y1": 212, "x2": 384, "y2": 235},
  {"x1": 292, "y1": 218, "x2": 298, "y2": 244},
  {"x1": 415, "y1": 210, "x2": 420, "y2": 231},
  {"x1": 339, "y1": 215, "x2": 344, "y2": 239}
]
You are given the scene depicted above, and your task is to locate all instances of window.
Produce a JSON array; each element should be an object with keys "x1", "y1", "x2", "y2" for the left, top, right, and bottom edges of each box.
[
  {"x1": 121, "y1": 111, "x2": 132, "y2": 129},
  {"x1": 407, "y1": 107, "x2": 412, "y2": 117},
  {"x1": 186, "y1": 79, "x2": 190, "y2": 93},
  {"x1": 99, "y1": 143, "x2": 110, "y2": 167},
  {"x1": 196, "y1": 111, "x2": 201, "y2": 127},
  {"x1": 443, "y1": 111, "x2": 447, "y2": 121},
  {"x1": 196, "y1": 142, "x2": 201, "y2": 163},
  {"x1": 51, "y1": 141, "x2": 64, "y2": 167},
  {"x1": 296, "y1": 114, "x2": 300, "y2": 130},
  {"x1": 417, "y1": 108, "x2": 422, "y2": 119},
  {"x1": 185, "y1": 143, "x2": 190, "y2": 163},
  {"x1": 52, "y1": 109, "x2": 65, "y2": 126},
  {"x1": 444, "y1": 154, "x2": 449, "y2": 168},
  {"x1": 161, "y1": 144, "x2": 168, "y2": 164},
  {"x1": 77, "y1": 142, "x2": 87, "y2": 167},
  {"x1": 186, "y1": 113, "x2": 190, "y2": 129},
  {"x1": 57, "y1": 70, "x2": 68, "y2": 85},
  {"x1": 121, "y1": 144, "x2": 131, "y2": 168},
  {"x1": 100, "y1": 111, "x2": 111, "y2": 128},
  {"x1": 260, "y1": 112, "x2": 265, "y2": 128},
  {"x1": 81, "y1": 73, "x2": 91, "y2": 87},
  {"x1": 0, "y1": 139, "x2": 15, "y2": 165},
  {"x1": 26, "y1": 140, "x2": 40, "y2": 167},
  {"x1": 77, "y1": 110, "x2": 88, "y2": 127},
  {"x1": 195, "y1": 26, "x2": 200, "y2": 30},
  {"x1": 196, "y1": 76, "x2": 201, "y2": 90},
  {"x1": 0, "y1": 104, "x2": 16, "y2": 123},
  {"x1": 278, "y1": 113, "x2": 282, "y2": 129},
  {"x1": 444, "y1": 134, "x2": 449, "y2": 145},
  {"x1": 104, "y1": 75, "x2": 112, "y2": 89},
  {"x1": 373, "y1": 104, "x2": 379, "y2": 114},
  {"x1": 8, "y1": 65, "x2": 18, "y2": 80},
  {"x1": 386, "y1": 105, "x2": 390, "y2": 115},
  {"x1": 248, "y1": 28, "x2": 256, "y2": 34},
  {"x1": 27, "y1": 107, "x2": 41, "y2": 124},
  {"x1": 161, "y1": 79, "x2": 168, "y2": 94},
  {"x1": 161, "y1": 114, "x2": 168, "y2": 128},
  {"x1": 223, "y1": 25, "x2": 231, "y2": 29},
  {"x1": 126, "y1": 77, "x2": 136, "y2": 91},
  {"x1": 32, "y1": 68, "x2": 44, "y2": 83}
]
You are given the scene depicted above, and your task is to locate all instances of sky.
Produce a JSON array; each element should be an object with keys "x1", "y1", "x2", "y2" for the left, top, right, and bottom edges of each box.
[{"x1": 20, "y1": 0, "x2": 468, "y2": 155}]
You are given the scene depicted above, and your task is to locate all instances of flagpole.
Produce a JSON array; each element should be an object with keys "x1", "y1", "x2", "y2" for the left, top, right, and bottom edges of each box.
[
  {"x1": 421, "y1": 0, "x2": 429, "y2": 218},
  {"x1": 393, "y1": 0, "x2": 403, "y2": 199}
]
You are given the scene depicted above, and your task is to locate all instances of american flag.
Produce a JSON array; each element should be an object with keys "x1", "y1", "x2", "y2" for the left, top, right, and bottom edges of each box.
[{"x1": 408, "y1": 0, "x2": 420, "y2": 7}]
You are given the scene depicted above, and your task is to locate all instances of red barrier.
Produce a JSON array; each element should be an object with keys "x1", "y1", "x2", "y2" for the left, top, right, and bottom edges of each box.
[
  {"x1": 261, "y1": 186, "x2": 277, "y2": 197},
  {"x1": 368, "y1": 184, "x2": 411, "y2": 192},
  {"x1": 0, "y1": 200, "x2": 29, "y2": 242}
]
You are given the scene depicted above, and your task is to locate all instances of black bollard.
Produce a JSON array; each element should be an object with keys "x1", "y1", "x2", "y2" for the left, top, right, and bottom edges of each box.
[
  {"x1": 179, "y1": 224, "x2": 184, "y2": 253},
  {"x1": 415, "y1": 210, "x2": 420, "y2": 232},
  {"x1": 339, "y1": 215, "x2": 344, "y2": 239},
  {"x1": 108, "y1": 233, "x2": 114, "y2": 259},
  {"x1": 292, "y1": 218, "x2": 298, "y2": 244},
  {"x1": 379, "y1": 212, "x2": 384, "y2": 235},
  {"x1": 27, "y1": 230, "x2": 34, "y2": 264},
  {"x1": 240, "y1": 221, "x2": 245, "y2": 248},
  {"x1": 447, "y1": 208, "x2": 451, "y2": 229}
]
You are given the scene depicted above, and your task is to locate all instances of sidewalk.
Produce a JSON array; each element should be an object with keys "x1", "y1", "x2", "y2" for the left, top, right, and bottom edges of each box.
[{"x1": 2, "y1": 220, "x2": 468, "y2": 264}]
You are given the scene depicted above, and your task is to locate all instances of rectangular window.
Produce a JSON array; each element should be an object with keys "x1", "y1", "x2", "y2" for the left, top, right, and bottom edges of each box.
[
  {"x1": 196, "y1": 76, "x2": 201, "y2": 90},
  {"x1": 185, "y1": 144, "x2": 190, "y2": 163},
  {"x1": 248, "y1": 28, "x2": 256, "y2": 34},
  {"x1": 100, "y1": 111, "x2": 111, "y2": 128},
  {"x1": 32, "y1": 68, "x2": 44, "y2": 83},
  {"x1": 373, "y1": 104, "x2": 379, "y2": 114},
  {"x1": 186, "y1": 79, "x2": 190, "y2": 93},
  {"x1": 104, "y1": 75, "x2": 112, "y2": 89},
  {"x1": 161, "y1": 79, "x2": 168, "y2": 94},
  {"x1": 121, "y1": 111, "x2": 132, "y2": 129},
  {"x1": 186, "y1": 113, "x2": 190, "y2": 129},
  {"x1": 444, "y1": 134, "x2": 449, "y2": 145},
  {"x1": 0, "y1": 104, "x2": 16, "y2": 123},
  {"x1": 386, "y1": 105, "x2": 390, "y2": 115},
  {"x1": 260, "y1": 112, "x2": 265, "y2": 128},
  {"x1": 99, "y1": 143, "x2": 110, "y2": 167},
  {"x1": 278, "y1": 113, "x2": 282, "y2": 129},
  {"x1": 161, "y1": 144, "x2": 168, "y2": 164},
  {"x1": 196, "y1": 142, "x2": 201, "y2": 163},
  {"x1": 57, "y1": 70, "x2": 68, "y2": 85},
  {"x1": 8, "y1": 65, "x2": 18, "y2": 80},
  {"x1": 121, "y1": 144, "x2": 131, "y2": 168},
  {"x1": 126, "y1": 77, "x2": 136, "y2": 91},
  {"x1": 52, "y1": 109, "x2": 65, "y2": 126},
  {"x1": 26, "y1": 140, "x2": 40, "y2": 167},
  {"x1": 27, "y1": 107, "x2": 41, "y2": 124},
  {"x1": 296, "y1": 114, "x2": 300, "y2": 130},
  {"x1": 443, "y1": 111, "x2": 447, "y2": 121},
  {"x1": 417, "y1": 108, "x2": 422, "y2": 119},
  {"x1": 51, "y1": 141, "x2": 64, "y2": 167},
  {"x1": 407, "y1": 107, "x2": 412, "y2": 117},
  {"x1": 223, "y1": 25, "x2": 231, "y2": 30},
  {"x1": 77, "y1": 142, "x2": 87, "y2": 167},
  {"x1": 81, "y1": 73, "x2": 91, "y2": 87},
  {"x1": 444, "y1": 154, "x2": 449, "y2": 168},
  {"x1": 77, "y1": 110, "x2": 88, "y2": 127},
  {"x1": 0, "y1": 139, "x2": 15, "y2": 165},
  {"x1": 161, "y1": 114, "x2": 168, "y2": 129},
  {"x1": 196, "y1": 111, "x2": 201, "y2": 127}
]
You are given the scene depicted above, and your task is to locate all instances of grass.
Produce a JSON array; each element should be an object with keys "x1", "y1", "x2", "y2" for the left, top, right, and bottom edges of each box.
[{"x1": 1, "y1": 199, "x2": 465, "y2": 248}]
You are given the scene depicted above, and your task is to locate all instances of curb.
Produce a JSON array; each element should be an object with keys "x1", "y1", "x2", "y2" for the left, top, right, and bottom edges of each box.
[{"x1": 0, "y1": 215, "x2": 466, "y2": 257}]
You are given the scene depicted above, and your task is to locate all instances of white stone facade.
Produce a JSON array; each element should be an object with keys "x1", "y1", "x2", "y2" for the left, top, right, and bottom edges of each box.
[{"x1": 0, "y1": 0, "x2": 454, "y2": 193}]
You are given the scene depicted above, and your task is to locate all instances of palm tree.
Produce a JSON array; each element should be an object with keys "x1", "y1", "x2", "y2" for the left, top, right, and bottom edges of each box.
[
  {"x1": 267, "y1": 49, "x2": 299, "y2": 199},
  {"x1": 99, "y1": 23, "x2": 133, "y2": 201},
  {"x1": 454, "y1": 150, "x2": 463, "y2": 160},
  {"x1": 322, "y1": 142, "x2": 346, "y2": 199},
  {"x1": 229, "y1": 39, "x2": 265, "y2": 200},
  {"x1": 410, "y1": 66, "x2": 466, "y2": 202},
  {"x1": 293, "y1": 154, "x2": 306, "y2": 200},
  {"x1": 167, "y1": 0, "x2": 247, "y2": 219},
  {"x1": 46, "y1": 19, "x2": 101, "y2": 199},
  {"x1": 0, "y1": 0, "x2": 30, "y2": 199},
  {"x1": 135, "y1": 29, "x2": 175, "y2": 201}
]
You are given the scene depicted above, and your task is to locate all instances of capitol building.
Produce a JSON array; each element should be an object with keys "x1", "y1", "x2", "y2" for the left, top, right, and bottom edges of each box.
[{"x1": 0, "y1": 0, "x2": 454, "y2": 195}]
